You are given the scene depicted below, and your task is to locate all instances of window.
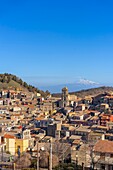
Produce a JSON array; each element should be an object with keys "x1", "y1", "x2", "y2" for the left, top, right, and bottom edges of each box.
[
  {"x1": 4, "y1": 145, "x2": 6, "y2": 151},
  {"x1": 17, "y1": 145, "x2": 20, "y2": 149},
  {"x1": 1, "y1": 136, "x2": 4, "y2": 143},
  {"x1": 101, "y1": 164, "x2": 105, "y2": 170},
  {"x1": 100, "y1": 153, "x2": 105, "y2": 157}
]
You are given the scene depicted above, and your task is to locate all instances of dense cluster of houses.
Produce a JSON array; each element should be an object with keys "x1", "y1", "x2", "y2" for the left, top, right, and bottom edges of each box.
[{"x1": 1, "y1": 87, "x2": 113, "y2": 169}]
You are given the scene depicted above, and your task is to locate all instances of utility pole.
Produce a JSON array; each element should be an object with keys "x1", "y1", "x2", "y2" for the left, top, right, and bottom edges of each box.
[
  {"x1": 13, "y1": 163, "x2": 16, "y2": 170},
  {"x1": 1, "y1": 146, "x2": 3, "y2": 161},
  {"x1": 37, "y1": 141, "x2": 39, "y2": 170},
  {"x1": 90, "y1": 144, "x2": 94, "y2": 170},
  {"x1": 49, "y1": 138, "x2": 52, "y2": 170}
]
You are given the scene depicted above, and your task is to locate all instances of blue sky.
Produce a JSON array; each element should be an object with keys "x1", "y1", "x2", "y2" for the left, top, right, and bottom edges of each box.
[{"x1": 0, "y1": 0, "x2": 113, "y2": 87}]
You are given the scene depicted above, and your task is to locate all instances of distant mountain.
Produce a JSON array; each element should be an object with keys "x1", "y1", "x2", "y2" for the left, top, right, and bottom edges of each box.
[
  {"x1": 39, "y1": 78, "x2": 101, "y2": 93},
  {"x1": 70, "y1": 86, "x2": 113, "y2": 98},
  {"x1": 78, "y1": 78, "x2": 99, "y2": 85},
  {"x1": 52, "y1": 86, "x2": 113, "y2": 98}
]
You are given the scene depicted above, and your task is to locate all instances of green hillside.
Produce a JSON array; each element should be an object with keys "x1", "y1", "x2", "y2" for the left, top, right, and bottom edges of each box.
[
  {"x1": 0, "y1": 73, "x2": 50, "y2": 97},
  {"x1": 0, "y1": 80, "x2": 22, "y2": 89}
]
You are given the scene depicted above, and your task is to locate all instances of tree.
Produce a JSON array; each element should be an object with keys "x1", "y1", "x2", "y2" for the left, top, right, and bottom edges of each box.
[
  {"x1": 12, "y1": 76, "x2": 17, "y2": 81},
  {"x1": 7, "y1": 76, "x2": 11, "y2": 83},
  {"x1": 18, "y1": 79, "x2": 23, "y2": 85},
  {"x1": 23, "y1": 82, "x2": 28, "y2": 88},
  {"x1": 53, "y1": 163, "x2": 83, "y2": 170},
  {"x1": 15, "y1": 153, "x2": 31, "y2": 169},
  {"x1": 1, "y1": 75, "x2": 6, "y2": 83},
  {"x1": 39, "y1": 150, "x2": 59, "y2": 168},
  {"x1": 30, "y1": 159, "x2": 37, "y2": 169},
  {"x1": 45, "y1": 90, "x2": 51, "y2": 96}
]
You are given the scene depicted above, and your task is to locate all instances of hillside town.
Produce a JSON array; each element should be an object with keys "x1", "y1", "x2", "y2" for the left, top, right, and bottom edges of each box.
[{"x1": 0, "y1": 86, "x2": 113, "y2": 170}]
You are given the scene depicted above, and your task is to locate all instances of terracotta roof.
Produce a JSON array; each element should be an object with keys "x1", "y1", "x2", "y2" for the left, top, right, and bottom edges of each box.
[
  {"x1": 105, "y1": 96, "x2": 113, "y2": 99},
  {"x1": 28, "y1": 105, "x2": 34, "y2": 108},
  {"x1": 69, "y1": 126, "x2": 75, "y2": 131},
  {"x1": 31, "y1": 134, "x2": 37, "y2": 137},
  {"x1": 11, "y1": 114, "x2": 22, "y2": 116},
  {"x1": 35, "y1": 116, "x2": 45, "y2": 121},
  {"x1": 4, "y1": 134, "x2": 16, "y2": 139},
  {"x1": 73, "y1": 139, "x2": 81, "y2": 145},
  {"x1": 94, "y1": 140, "x2": 113, "y2": 153}
]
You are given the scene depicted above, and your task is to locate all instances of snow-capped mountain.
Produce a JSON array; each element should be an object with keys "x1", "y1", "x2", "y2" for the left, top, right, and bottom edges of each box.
[
  {"x1": 77, "y1": 78, "x2": 99, "y2": 85},
  {"x1": 38, "y1": 78, "x2": 101, "y2": 93}
]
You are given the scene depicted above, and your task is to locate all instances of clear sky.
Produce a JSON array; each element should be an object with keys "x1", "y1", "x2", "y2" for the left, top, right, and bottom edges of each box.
[{"x1": 0, "y1": 0, "x2": 113, "y2": 86}]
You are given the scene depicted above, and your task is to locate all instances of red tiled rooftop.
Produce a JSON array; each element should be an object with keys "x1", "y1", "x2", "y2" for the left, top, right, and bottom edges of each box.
[
  {"x1": 94, "y1": 140, "x2": 113, "y2": 153},
  {"x1": 35, "y1": 116, "x2": 45, "y2": 121},
  {"x1": 4, "y1": 134, "x2": 16, "y2": 139}
]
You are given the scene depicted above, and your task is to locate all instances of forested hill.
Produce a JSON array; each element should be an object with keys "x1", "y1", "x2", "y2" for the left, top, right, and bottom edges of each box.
[
  {"x1": 0, "y1": 73, "x2": 50, "y2": 97},
  {"x1": 52, "y1": 86, "x2": 113, "y2": 98}
]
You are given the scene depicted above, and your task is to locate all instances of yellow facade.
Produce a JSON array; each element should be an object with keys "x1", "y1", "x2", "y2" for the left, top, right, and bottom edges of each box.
[
  {"x1": 44, "y1": 111, "x2": 49, "y2": 115},
  {"x1": 52, "y1": 109, "x2": 57, "y2": 114},
  {"x1": 5, "y1": 138, "x2": 29, "y2": 156},
  {"x1": 5, "y1": 138, "x2": 15, "y2": 155},
  {"x1": 45, "y1": 109, "x2": 57, "y2": 115},
  {"x1": 15, "y1": 139, "x2": 29, "y2": 155}
]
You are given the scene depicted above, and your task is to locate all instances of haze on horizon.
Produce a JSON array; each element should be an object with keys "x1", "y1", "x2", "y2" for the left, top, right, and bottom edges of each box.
[{"x1": 0, "y1": 0, "x2": 113, "y2": 89}]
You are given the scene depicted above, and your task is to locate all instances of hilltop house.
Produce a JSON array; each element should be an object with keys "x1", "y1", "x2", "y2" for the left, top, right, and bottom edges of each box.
[{"x1": 93, "y1": 140, "x2": 113, "y2": 170}]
